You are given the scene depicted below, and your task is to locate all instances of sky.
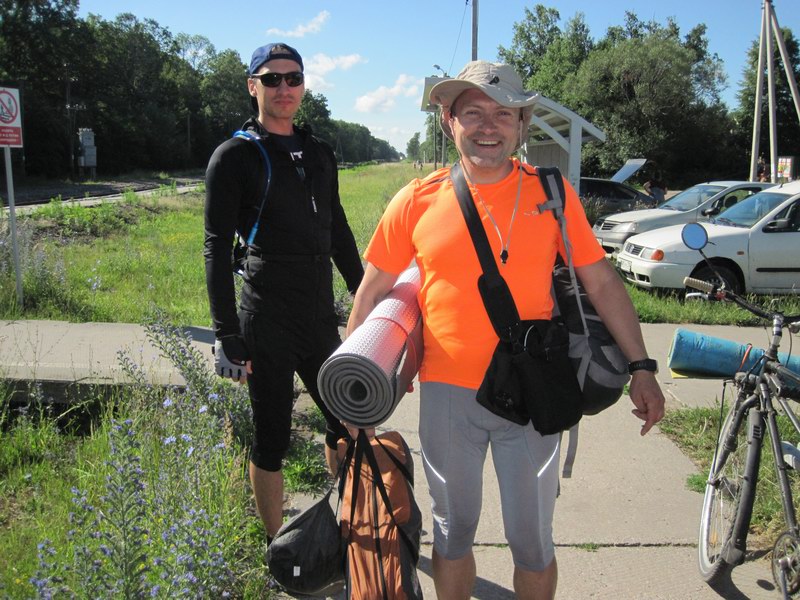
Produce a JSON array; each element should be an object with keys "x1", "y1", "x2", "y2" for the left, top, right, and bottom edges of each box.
[{"x1": 76, "y1": 0, "x2": 800, "y2": 154}]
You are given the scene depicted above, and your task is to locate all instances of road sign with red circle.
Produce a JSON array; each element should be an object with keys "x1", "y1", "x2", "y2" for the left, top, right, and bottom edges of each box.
[{"x1": 0, "y1": 87, "x2": 23, "y2": 147}]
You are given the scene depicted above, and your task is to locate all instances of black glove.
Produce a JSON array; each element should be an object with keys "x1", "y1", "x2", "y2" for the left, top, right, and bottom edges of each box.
[{"x1": 213, "y1": 335, "x2": 249, "y2": 382}]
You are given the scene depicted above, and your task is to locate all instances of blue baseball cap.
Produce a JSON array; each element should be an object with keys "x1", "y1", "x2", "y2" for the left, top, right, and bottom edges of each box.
[{"x1": 248, "y1": 43, "x2": 304, "y2": 76}]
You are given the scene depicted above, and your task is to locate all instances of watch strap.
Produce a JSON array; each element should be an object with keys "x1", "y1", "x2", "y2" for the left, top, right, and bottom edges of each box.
[{"x1": 628, "y1": 358, "x2": 658, "y2": 373}]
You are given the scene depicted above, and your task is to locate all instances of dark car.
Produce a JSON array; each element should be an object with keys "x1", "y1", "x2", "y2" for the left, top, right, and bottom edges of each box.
[{"x1": 579, "y1": 177, "x2": 654, "y2": 216}]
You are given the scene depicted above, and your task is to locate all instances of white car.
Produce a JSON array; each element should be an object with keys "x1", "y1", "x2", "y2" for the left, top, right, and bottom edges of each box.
[
  {"x1": 593, "y1": 181, "x2": 774, "y2": 254},
  {"x1": 616, "y1": 181, "x2": 800, "y2": 294}
]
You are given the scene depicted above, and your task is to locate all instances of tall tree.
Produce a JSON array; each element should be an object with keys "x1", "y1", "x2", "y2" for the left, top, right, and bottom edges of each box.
[
  {"x1": 527, "y1": 13, "x2": 593, "y2": 99},
  {"x1": 570, "y1": 28, "x2": 735, "y2": 183},
  {"x1": 406, "y1": 132, "x2": 421, "y2": 161},
  {"x1": 499, "y1": 7, "x2": 735, "y2": 185},
  {"x1": 201, "y1": 49, "x2": 250, "y2": 143},
  {"x1": 498, "y1": 5, "x2": 562, "y2": 84},
  {"x1": 418, "y1": 112, "x2": 441, "y2": 164},
  {"x1": 295, "y1": 91, "x2": 336, "y2": 145},
  {"x1": 371, "y1": 137, "x2": 400, "y2": 162},
  {"x1": 332, "y1": 120, "x2": 373, "y2": 163},
  {"x1": 175, "y1": 33, "x2": 217, "y2": 75},
  {"x1": 83, "y1": 14, "x2": 184, "y2": 172}
]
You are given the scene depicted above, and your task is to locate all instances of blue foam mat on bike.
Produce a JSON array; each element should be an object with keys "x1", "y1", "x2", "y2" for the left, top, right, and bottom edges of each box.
[{"x1": 668, "y1": 328, "x2": 800, "y2": 378}]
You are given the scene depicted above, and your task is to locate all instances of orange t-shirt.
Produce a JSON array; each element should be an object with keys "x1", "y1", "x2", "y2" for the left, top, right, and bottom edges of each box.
[{"x1": 364, "y1": 159, "x2": 606, "y2": 390}]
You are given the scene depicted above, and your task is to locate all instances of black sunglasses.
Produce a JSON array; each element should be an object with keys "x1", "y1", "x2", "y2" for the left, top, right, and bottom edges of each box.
[{"x1": 250, "y1": 71, "x2": 304, "y2": 88}]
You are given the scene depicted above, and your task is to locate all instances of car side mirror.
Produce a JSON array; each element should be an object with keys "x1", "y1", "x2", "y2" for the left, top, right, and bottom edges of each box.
[
  {"x1": 763, "y1": 218, "x2": 791, "y2": 233},
  {"x1": 701, "y1": 207, "x2": 718, "y2": 216},
  {"x1": 681, "y1": 222, "x2": 709, "y2": 250}
]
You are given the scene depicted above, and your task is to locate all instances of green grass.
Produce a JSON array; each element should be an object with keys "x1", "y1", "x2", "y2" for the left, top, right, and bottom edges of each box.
[
  {"x1": 627, "y1": 285, "x2": 800, "y2": 325},
  {"x1": 0, "y1": 163, "x2": 431, "y2": 325},
  {"x1": 576, "y1": 542, "x2": 600, "y2": 552},
  {"x1": 58, "y1": 204, "x2": 209, "y2": 324},
  {"x1": 1, "y1": 413, "x2": 106, "y2": 595},
  {"x1": 282, "y1": 436, "x2": 330, "y2": 494},
  {"x1": 660, "y1": 401, "x2": 800, "y2": 547},
  {"x1": 4, "y1": 161, "x2": 799, "y2": 325}
]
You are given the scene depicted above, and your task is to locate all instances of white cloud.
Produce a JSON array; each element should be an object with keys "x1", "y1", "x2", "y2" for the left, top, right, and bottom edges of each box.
[
  {"x1": 354, "y1": 74, "x2": 422, "y2": 113},
  {"x1": 266, "y1": 10, "x2": 330, "y2": 38},
  {"x1": 303, "y1": 53, "x2": 366, "y2": 91},
  {"x1": 305, "y1": 53, "x2": 365, "y2": 75},
  {"x1": 365, "y1": 122, "x2": 423, "y2": 153}
]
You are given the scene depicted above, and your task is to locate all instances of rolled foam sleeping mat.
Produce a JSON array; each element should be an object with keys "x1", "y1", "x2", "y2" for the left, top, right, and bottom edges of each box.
[
  {"x1": 318, "y1": 267, "x2": 422, "y2": 427},
  {"x1": 668, "y1": 327, "x2": 800, "y2": 377}
]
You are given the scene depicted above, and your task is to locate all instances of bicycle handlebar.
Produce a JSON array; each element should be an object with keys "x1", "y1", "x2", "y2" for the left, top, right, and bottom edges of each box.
[
  {"x1": 682, "y1": 276, "x2": 800, "y2": 325},
  {"x1": 684, "y1": 277, "x2": 714, "y2": 295}
]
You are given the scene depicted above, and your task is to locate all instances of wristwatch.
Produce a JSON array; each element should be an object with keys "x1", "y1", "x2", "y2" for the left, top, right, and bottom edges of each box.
[{"x1": 628, "y1": 358, "x2": 658, "y2": 374}]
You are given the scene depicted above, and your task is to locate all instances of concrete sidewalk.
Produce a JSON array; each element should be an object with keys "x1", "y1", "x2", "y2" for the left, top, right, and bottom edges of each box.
[{"x1": 0, "y1": 319, "x2": 783, "y2": 598}]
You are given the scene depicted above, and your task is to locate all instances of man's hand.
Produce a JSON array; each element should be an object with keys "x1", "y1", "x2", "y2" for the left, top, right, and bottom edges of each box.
[
  {"x1": 629, "y1": 371, "x2": 665, "y2": 435},
  {"x1": 213, "y1": 336, "x2": 252, "y2": 384}
]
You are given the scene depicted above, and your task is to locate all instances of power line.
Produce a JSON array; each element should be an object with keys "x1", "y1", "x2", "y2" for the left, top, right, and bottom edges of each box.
[{"x1": 447, "y1": 0, "x2": 470, "y2": 75}]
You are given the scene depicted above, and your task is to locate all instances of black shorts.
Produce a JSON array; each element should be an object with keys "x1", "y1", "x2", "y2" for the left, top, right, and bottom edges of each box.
[{"x1": 240, "y1": 310, "x2": 348, "y2": 471}]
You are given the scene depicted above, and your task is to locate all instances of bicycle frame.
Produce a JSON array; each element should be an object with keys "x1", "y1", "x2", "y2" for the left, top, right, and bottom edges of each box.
[
  {"x1": 711, "y1": 386, "x2": 760, "y2": 566},
  {"x1": 709, "y1": 319, "x2": 800, "y2": 567}
]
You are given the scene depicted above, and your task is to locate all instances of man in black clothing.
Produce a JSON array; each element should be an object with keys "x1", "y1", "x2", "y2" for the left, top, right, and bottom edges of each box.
[{"x1": 203, "y1": 43, "x2": 364, "y2": 539}]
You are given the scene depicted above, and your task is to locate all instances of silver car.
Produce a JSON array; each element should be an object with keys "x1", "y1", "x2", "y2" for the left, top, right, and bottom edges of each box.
[{"x1": 593, "y1": 181, "x2": 774, "y2": 255}]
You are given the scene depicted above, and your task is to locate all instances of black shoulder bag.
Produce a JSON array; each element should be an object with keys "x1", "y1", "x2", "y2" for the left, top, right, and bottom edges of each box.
[{"x1": 450, "y1": 161, "x2": 583, "y2": 435}]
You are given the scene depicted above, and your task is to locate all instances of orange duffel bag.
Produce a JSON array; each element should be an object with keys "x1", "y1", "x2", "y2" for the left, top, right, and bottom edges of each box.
[{"x1": 339, "y1": 430, "x2": 423, "y2": 600}]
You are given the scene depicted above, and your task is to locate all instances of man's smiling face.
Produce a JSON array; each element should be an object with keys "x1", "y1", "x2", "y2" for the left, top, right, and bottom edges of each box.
[{"x1": 447, "y1": 88, "x2": 521, "y2": 181}]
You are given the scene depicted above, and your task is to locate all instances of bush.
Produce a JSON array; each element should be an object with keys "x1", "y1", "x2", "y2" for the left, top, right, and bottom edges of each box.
[
  {"x1": 23, "y1": 315, "x2": 262, "y2": 598},
  {"x1": 0, "y1": 220, "x2": 92, "y2": 319}
]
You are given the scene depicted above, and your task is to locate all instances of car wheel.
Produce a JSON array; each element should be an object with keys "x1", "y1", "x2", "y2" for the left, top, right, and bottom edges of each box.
[{"x1": 691, "y1": 264, "x2": 742, "y2": 295}]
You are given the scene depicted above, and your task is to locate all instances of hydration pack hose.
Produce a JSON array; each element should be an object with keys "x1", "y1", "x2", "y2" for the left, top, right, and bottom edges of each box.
[{"x1": 232, "y1": 130, "x2": 272, "y2": 244}]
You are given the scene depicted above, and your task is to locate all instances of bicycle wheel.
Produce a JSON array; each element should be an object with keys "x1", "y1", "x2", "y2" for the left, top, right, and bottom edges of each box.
[{"x1": 698, "y1": 401, "x2": 761, "y2": 584}]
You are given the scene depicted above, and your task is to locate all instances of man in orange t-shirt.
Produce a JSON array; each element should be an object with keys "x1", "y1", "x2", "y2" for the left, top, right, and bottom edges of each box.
[{"x1": 347, "y1": 61, "x2": 665, "y2": 600}]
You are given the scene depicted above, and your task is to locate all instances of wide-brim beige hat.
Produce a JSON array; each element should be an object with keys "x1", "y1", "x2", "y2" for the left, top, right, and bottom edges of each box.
[{"x1": 429, "y1": 61, "x2": 539, "y2": 148}]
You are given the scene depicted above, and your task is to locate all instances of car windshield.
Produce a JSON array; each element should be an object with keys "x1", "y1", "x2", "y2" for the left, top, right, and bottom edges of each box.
[
  {"x1": 658, "y1": 184, "x2": 725, "y2": 211},
  {"x1": 710, "y1": 190, "x2": 789, "y2": 228}
]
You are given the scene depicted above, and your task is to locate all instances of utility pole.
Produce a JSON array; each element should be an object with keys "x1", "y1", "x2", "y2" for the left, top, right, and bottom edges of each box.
[
  {"x1": 472, "y1": 0, "x2": 478, "y2": 60},
  {"x1": 433, "y1": 64, "x2": 449, "y2": 167},
  {"x1": 65, "y1": 65, "x2": 74, "y2": 178},
  {"x1": 749, "y1": 0, "x2": 800, "y2": 182}
]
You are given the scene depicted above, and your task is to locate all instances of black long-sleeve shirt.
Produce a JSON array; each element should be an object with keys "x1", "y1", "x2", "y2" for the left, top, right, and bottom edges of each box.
[{"x1": 204, "y1": 119, "x2": 364, "y2": 338}]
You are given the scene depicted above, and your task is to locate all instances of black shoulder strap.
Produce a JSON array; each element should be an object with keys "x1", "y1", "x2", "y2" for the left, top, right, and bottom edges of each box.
[
  {"x1": 450, "y1": 161, "x2": 502, "y2": 284},
  {"x1": 450, "y1": 161, "x2": 521, "y2": 342},
  {"x1": 359, "y1": 431, "x2": 419, "y2": 563},
  {"x1": 340, "y1": 431, "x2": 418, "y2": 600}
]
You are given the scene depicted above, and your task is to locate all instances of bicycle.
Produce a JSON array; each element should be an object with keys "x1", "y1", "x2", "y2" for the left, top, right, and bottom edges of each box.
[{"x1": 680, "y1": 223, "x2": 800, "y2": 597}]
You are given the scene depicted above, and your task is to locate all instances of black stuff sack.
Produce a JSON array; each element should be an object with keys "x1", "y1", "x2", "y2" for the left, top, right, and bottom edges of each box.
[{"x1": 266, "y1": 488, "x2": 345, "y2": 596}]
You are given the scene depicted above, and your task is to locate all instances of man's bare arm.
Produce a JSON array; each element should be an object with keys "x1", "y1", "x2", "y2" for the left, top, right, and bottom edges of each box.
[
  {"x1": 575, "y1": 259, "x2": 665, "y2": 435},
  {"x1": 346, "y1": 263, "x2": 401, "y2": 337}
]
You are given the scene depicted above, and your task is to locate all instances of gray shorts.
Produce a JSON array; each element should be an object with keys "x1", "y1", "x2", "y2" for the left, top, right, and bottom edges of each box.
[{"x1": 419, "y1": 382, "x2": 560, "y2": 571}]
